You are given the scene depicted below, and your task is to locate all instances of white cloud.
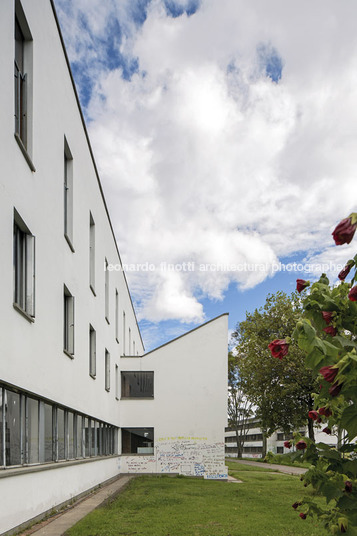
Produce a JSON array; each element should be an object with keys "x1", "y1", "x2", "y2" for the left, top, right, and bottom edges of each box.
[{"x1": 55, "y1": 0, "x2": 357, "y2": 324}]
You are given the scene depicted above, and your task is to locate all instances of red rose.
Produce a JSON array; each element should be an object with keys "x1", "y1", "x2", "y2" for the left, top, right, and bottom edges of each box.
[
  {"x1": 345, "y1": 481, "x2": 352, "y2": 493},
  {"x1": 296, "y1": 440, "x2": 307, "y2": 450},
  {"x1": 284, "y1": 441, "x2": 292, "y2": 449},
  {"x1": 348, "y1": 286, "x2": 357, "y2": 302},
  {"x1": 323, "y1": 326, "x2": 337, "y2": 336},
  {"x1": 338, "y1": 264, "x2": 352, "y2": 281},
  {"x1": 296, "y1": 279, "x2": 309, "y2": 293},
  {"x1": 319, "y1": 365, "x2": 338, "y2": 383},
  {"x1": 323, "y1": 427, "x2": 331, "y2": 435},
  {"x1": 322, "y1": 311, "x2": 333, "y2": 324},
  {"x1": 299, "y1": 513, "x2": 307, "y2": 520},
  {"x1": 292, "y1": 501, "x2": 302, "y2": 509},
  {"x1": 308, "y1": 410, "x2": 319, "y2": 421},
  {"x1": 268, "y1": 339, "x2": 289, "y2": 359},
  {"x1": 332, "y1": 217, "x2": 357, "y2": 245},
  {"x1": 329, "y1": 382, "x2": 342, "y2": 397},
  {"x1": 318, "y1": 406, "x2": 332, "y2": 417}
]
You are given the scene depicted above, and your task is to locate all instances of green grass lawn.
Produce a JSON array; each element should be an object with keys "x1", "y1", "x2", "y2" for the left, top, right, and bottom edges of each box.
[{"x1": 66, "y1": 469, "x2": 327, "y2": 536}]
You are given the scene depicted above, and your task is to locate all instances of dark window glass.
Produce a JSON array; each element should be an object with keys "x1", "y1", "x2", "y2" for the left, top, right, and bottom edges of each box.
[
  {"x1": 84, "y1": 417, "x2": 90, "y2": 457},
  {"x1": 5, "y1": 391, "x2": 22, "y2": 465},
  {"x1": 57, "y1": 408, "x2": 65, "y2": 460},
  {"x1": 27, "y1": 397, "x2": 39, "y2": 464},
  {"x1": 68, "y1": 412, "x2": 74, "y2": 459},
  {"x1": 121, "y1": 428, "x2": 154, "y2": 454},
  {"x1": 0, "y1": 389, "x2": 3, "y2": 466},
  {"x1": 121, "y1": 372, "x2": 154, "y2": 398},
  {"x1": 76, "y1": 415, "x2": 83, "y2": 458},
  {"x1": 44, "y1": 403, "x2": 53, "y2": 462}
]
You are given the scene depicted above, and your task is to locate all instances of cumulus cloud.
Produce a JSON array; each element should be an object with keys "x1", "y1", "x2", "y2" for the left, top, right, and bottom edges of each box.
[{"x1": 54, "y1": 0, "x2": 357, "y2": 325}]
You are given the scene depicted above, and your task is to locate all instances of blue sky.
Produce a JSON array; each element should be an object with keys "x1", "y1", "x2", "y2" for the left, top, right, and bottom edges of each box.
[{"x1": 54, "y1": 0, "x2": 357, "y2": 351}]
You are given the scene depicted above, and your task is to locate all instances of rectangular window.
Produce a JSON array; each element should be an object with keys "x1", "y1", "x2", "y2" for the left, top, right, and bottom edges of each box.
[
  {"x1": 89, "y1": 213, "x2": 95, "y2": 293},
  {"x1": 5, "y1": 391, "x2": 22, "y2": 466},
  {"x1": 92, "y1": 420, "x2": 98, "y2": 456},
  {"x1": 123, "y1": 311, "x2": 126, "y2": 355},
  {"x1": 105, "y1": 350, "x2": 110, "y2": 392},
  {"x1": 64, "y1": 285, "x2": 75, "y2": 356},
  {"x1": 89, "y1": 325, "x2": 96, "y2": 378},
  {"x1": 115, "y1": 289, "x2": 119, "y2": 342},
  {"x1": 105, "y1": 259, "x2": 109, "y2": 322},
  {"x1": 44, "y1": 403, "x2": 53, "y2": 462},
  {"x1": 115, "y1": 365, "x2": 119, "y2": 400},
  {"x1": 64, "y1": 138, "x2": 74, "y2": 248},
  {"x1": 129, "y1": 328, "x2": 132, "y2": 355},
  {"x1": 76, "y1": 414, "x2": 83, "y2": 458},
  {"x1": 67, "y1": 411, "x2": 74, "y2": 459},
  {"x1": 133, "y1": 341, "x2": 136, "y2": 355},
  {"x1": 13, "y1": 211, "x2": 35, "y2": 318},
  {"x1": 121, "y1": 372, "x2": 154, "y2": 398},
  {"x1": 121, "y1": 428, "x2": 154, "y2": 455},
  {"x1": 84, "y1": 417, "x2": 90, "y2": 457},
  {"x1": 0, "y1": 388, "x2": 4, "y2": 466},
  {"x1": 57, "y1": 408, "x2": 65, "y2": 461},
  {"x1": 26, "y1": 397, "x2": 39, "y2": 464},
  {"x1": 14, "y1": 3, "x2": 34, "y2": 169}
]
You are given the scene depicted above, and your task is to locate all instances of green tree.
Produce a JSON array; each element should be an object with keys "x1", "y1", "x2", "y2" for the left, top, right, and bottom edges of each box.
[
  {"x1": 232, "y1": 291, "x2": 318, "y2": 440},
  {"x1": 228, "y1": 352, "x2": 254, "y2": 457}
]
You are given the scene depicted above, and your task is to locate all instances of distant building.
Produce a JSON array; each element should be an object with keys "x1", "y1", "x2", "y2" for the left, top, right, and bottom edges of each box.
[
  {"x1": 0, "y1": 1, "x2": 228, "y2": 534},
  {"x1": 225, "y1": 418, "x2": 338, "y2": 458}
]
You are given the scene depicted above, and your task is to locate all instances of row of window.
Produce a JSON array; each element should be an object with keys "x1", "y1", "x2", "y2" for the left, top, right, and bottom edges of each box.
[
  {"x1": 225, "y1": 433, "x2": 263, "y2": 443},
  {"x1": 0, "y1": 385, "x2": 116, "y2": 468},
  {"x1": 13, "y1": 5, "x2": 139, "y2": 358},
  {"x1": 225, "y1": 446, "x2": 263, "y2": 454}
]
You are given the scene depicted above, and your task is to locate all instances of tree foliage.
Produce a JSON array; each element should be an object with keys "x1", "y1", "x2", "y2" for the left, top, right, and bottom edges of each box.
[
  {"x1": 231, "y1": 291, "x2": 318, "y2": 438},
  {"x1": 228, "y1": 352, "x2": 254, "y2": 457}
]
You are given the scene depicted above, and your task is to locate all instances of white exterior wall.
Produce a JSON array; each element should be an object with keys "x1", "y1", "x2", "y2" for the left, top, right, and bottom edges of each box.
[
  {"x1": 0, "y1": 458, "x2": 120, "y2": 535},
  {"x1": 119, "y1": 315, "x2": 228, "y2": 479},
  {"x1": 0, "y1": 0, "x2": 143, "y2": 421}
]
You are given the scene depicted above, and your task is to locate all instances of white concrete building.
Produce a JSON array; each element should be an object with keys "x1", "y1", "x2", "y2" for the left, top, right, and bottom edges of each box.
[
  {"x1": 225, "y1": 419, "x2": 338, "y2": 459},
  {"x1": 0, "y1": 1, "x2": 228, "y2": 534}
]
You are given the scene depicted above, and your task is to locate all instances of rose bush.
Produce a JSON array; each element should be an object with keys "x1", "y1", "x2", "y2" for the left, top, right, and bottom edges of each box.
[{"x1": 269, "y1": 213, "x2": 357, "y2": 534}]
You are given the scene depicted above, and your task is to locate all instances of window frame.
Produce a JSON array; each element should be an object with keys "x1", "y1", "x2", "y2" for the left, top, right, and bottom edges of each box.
[
  {"x1": 13, "y1": 210, "x2": 35, "y2": 321},
  {"x1": 89, "y1": 325, "x2": 96, "y2": 378},
  {"x1": 63, "y1": 285, "x2": 75, "y2": 357},
  {"x1": 105, "y1": 350, "x2": 110, "y2": 392},
  {"x1": 14, "y1": 0, "x2": 35, "y2": 171},
  {"x1": 121, "y1": 371, "x2": 154, "y2": 399}
]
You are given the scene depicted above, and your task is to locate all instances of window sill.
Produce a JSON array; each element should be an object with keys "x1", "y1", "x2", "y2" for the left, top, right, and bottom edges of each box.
[
  {"x1": 116, "y1": 337, "x2": 119, "y2": 344},
  {"x1": 14, "y1": 133, "x2": 36, "y2": 172},
  {"x1": 120, "y1": 397, "x2": 154, "y2": 400},
  {"x1": 105, "y1": 317, "x2": 110, "y2": 325},
  {"x1": 0, "y1": 455, "x2": 119, "y2": 479},
  {"x1": 120, "y1": 453, "x2": 155, "y2": 457},
  {"x1": 13, "y1": 302, "x2": 34, "y2": 323},
  {"x1": 63, "y1": 349, "x2": 74, "y2": 359},
  {"x1": 90, "y1": 373, "x2": 96, "y2": 380},
  {"x1": 64, "y1": 233, "x2": 75, "y2": 252},
  {"x1": 90, "y1": 284, "x2": 96, "y2": 297}
]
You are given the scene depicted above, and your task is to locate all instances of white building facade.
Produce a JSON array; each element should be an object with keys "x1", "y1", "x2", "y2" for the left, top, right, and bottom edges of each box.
[
  {"x1": 0, "y1": 1, "x2": 228, "y2": 534},
  {"x1": 225, "y1": 419, "x2": 338, "y2": 459}
]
